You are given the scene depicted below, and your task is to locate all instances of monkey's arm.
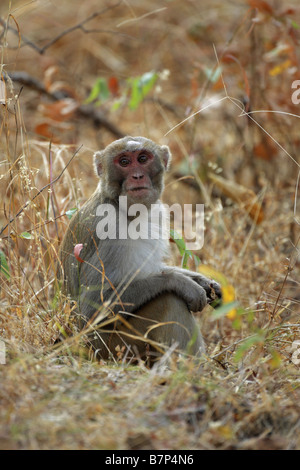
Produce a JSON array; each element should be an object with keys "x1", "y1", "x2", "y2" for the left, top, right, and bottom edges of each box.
[
  {"x1": 79, "y1": 269, "x2": 208, "y2": 319},
  {"x1": 162, "y1": 266, "x2": 222, "y2": 306},
  {"x1": 122, "y1": 271, "x2": 209, "y2": 313}
]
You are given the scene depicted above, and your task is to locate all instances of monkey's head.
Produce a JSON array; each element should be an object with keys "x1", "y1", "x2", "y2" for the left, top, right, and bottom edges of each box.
[{"x1": 94, "y1": 136, "x2": 172, "y2": 207}]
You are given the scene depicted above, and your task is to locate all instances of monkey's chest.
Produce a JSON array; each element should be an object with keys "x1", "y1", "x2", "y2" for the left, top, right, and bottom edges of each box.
[{"x1": 101, "y1": 237, "x2": 167, "y2": 283}]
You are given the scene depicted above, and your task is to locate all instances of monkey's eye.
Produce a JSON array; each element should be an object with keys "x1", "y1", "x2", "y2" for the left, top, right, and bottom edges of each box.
[
  {"x1": 119, "y1": 156, "x2": 130, "y2": 167},
  {"x1": 138, "y1": 154, "x2": 148, "y2": 164}
]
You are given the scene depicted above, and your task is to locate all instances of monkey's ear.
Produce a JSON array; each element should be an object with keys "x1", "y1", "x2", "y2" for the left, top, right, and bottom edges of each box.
[
  {"x1": 161, "y1": 145, "x2": 172, "y2": 171},
  {"x1": 94, "y1": 151, "x2": 103, "y2": 177}
]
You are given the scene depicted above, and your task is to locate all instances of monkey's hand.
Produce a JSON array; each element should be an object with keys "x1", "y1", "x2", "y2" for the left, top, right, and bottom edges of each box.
[
  {"x1": 163, "y1": 267, "x2": 222, "y2": 308},
  {"x1": 154, "y1": 270, "x2": 207, "y2": 313},
  {"x1": 173, "y1": 275, "x2": 208, "y2": 313},
  {"x1": 194, "y1": 277, "x2": 222, "y2": 307}
]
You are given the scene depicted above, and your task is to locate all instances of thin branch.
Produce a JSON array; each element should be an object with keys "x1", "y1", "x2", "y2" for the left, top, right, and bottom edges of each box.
[
  {"x1": 0, "y1": 3, "x2": 123, "y2": 55},
  {"x1": 5, "y1": 71, "x2": 125, "y2": 138},
  {"x1": 78, "y1": 103, "x2": 125, "y2": 138}
]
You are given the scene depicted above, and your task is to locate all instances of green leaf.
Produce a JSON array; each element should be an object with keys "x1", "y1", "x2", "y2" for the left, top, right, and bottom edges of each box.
[
  {"x1": 170, "y1": 229, "x2": 197, "y2": 269},
  {"x1": 186, "y1": 327, "x2": 201, "y2": 355},
  {"x1": 193, "y1": 254, "x2": 201, "y2": 268},
  {"x1": 85, "y1": 78, "x2": 110, "y2": 104},
  {"x1": 19, "y1": 232, "x2": 33, "y2": 239},
  {"x1": 204, "y1": 65, "x2": 222, "y2": 83},
  {"x1": 181, "y1": 251, "x2": 190, "y2": 269},
  {"x1": 66, "y1": 208, "x2": 78, "y2": 220},
  {"x1": 210, "y1": 300, "x2": 240, "y2": 320},
  {"x1": 139, "y1": 71, "x2": 158, "y2": 93},
  {"x1": 234, "y1": 332, "x2": 265, "y2": 362},
  {"x1": 128, "y1": 71, "x2": 158, "y2": 110},
  {"x1": 0, "y1": 250, "x2": 10, "y2": 280},
  {"x1": 111, "y1": 98, "x2": 123, "y2": 111},
  {"x1": 170, "y1": 229, "x2": 186, "y2": 255}
]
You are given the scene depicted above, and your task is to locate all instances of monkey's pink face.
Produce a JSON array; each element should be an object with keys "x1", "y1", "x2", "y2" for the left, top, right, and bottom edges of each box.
[{"x1": 113, "y1": 150, "x2": 158, "y2": 201}]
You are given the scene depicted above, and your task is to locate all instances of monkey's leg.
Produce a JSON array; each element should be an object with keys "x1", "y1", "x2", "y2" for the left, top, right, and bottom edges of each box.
[{"x1": 92, "y1": 293, "x2": 205, "y2": 361}]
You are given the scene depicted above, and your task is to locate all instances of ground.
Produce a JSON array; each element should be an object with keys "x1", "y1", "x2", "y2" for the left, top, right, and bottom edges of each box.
[{"x1": 0, "y1": 0, "x2": 299, "y2": 450}]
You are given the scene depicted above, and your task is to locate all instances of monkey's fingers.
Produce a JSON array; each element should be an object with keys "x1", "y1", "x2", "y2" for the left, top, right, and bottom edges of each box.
[{"x1": 207, "y1": 281, "x2": 222, "y2": 307}]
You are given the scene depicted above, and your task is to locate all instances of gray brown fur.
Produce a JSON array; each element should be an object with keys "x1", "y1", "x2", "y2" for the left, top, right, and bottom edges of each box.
[{"x1": 58, "y1": 136, "x2": 221, "y2": 361}]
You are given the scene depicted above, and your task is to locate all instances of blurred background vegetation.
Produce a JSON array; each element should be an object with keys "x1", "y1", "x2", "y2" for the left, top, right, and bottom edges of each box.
[{"x1": 0, "y1": 0, "x2": 299, "y2": 450}]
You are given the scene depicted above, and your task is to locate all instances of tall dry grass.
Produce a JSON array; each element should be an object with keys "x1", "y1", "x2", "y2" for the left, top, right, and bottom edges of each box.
[{"x1": 0, "y1": 0, "x2": 299, "y2": 449}]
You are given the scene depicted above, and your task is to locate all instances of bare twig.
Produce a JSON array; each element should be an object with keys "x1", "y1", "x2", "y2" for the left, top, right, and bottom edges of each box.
[
  {"x1": 5, "y1": 71, "x2": 125, "y2": 138},
  {"x1": 78, "y1": 103, "x2": 125, "y2": 138},
  {"x1": 0, "y1": 3, "x2": 123, "y2": 55},
  {"x1": 1, "y1": 4, "x2": 126, "y2": 137}
]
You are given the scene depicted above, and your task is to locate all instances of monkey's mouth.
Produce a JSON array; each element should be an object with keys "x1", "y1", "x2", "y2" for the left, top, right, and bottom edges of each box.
[{"x1": 128, "y1": 187, "x2": 150, "y2": 196}]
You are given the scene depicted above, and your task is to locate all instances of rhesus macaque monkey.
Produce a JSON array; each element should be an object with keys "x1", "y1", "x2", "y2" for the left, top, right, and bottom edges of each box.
[{"x1": 59, "y1": 136, "x2": 221, "y2": 362}]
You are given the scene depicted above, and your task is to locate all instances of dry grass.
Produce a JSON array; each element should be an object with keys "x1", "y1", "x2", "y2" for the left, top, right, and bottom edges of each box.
[{"x1": 0, "y1": 0, "x2": 300, "y2": 450}]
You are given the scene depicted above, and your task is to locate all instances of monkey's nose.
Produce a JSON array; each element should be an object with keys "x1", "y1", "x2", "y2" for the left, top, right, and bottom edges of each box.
[{"x1": 132, "y1": 173, "x2": 144, "y2": 180}]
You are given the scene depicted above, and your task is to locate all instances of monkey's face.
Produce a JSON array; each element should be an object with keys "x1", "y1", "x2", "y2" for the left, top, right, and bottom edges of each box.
[
  {"x1": 94, "y1": 136, "x2": 172, "y2": 207},
  {"x1": 111, "y1": 149, "x2": 162, "y2": 206}
]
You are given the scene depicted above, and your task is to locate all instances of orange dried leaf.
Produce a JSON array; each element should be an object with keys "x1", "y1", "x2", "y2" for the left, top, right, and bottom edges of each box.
[
  {"x1": 35, "y1": 123, "x2": 53, "y2": 139},
  {"x1": 253, "y1": 137, "x2": 278, "y2": 161},
  {"x1": 108, "y1": 76, "x2": 120, "y2": 96},
  {"x1": 248, "y1": 0, "x2": 273, "y2": 14},
  {"x1": 208, "y1": 173, "x2": 264, "y2": 223},
  {"x1": 40, "y1": 99, "x2": 78, "y2": 122},
  {"x1": 15, "y1": 307, "x2": 23, "y2": 319},
  {"x1": 212, "y1": 76, "x2": 225, "y2": 91}
]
